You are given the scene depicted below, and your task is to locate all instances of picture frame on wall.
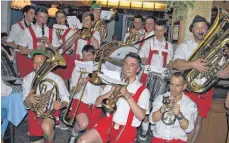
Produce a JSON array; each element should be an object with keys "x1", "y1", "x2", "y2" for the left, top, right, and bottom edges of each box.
[{"x1": 172, "y1": 20, "x2": 181, "y2": 44}]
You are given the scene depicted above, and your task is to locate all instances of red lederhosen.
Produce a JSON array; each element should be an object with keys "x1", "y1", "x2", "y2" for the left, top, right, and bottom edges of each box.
[
  {"x1": 68, "y1": 99, "x2": 104, "y2": 129},
  {"x1": 28, "y1": 110, "x2": 60, "y2": 137},
  {"x1": 184, "y1": 88, "x2": 214, "y2": 118},
  {"x1": 141, "y1": 42, "x2": 168, "y2": 85},
  {"x1": 16, "y1": 25, "x2": 53, "y2": 77},
  {"x1": 152, "y1": 137, "x2": 187, "y2": 143},
  {"x1": 95, "y1": 85, "x2": 146, "y2": 143}
]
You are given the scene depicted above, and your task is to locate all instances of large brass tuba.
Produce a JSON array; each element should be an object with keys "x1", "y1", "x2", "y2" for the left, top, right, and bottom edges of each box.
[
  {"x1": 184, "y1": 6, "x2": 229, "y2": 93},
  {"x1": 30, "y1": 48, "x2": 66, "y2": 118}
]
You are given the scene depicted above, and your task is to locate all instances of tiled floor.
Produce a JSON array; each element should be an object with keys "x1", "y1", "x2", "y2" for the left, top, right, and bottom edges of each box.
[{"x1": 4, "y1": 120, "x2": 152, "y2": 143}]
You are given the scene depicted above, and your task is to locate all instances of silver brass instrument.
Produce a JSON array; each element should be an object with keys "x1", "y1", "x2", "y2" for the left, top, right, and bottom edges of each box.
[
  {"x1": 63, "y1": 68, "x2": 88, "y2": 126},
  {"x1": 184, "y1": 6, "x2": 229, "y2": 93},
  {"x1": 30, "y1": 48, "x2": 66, "y2": 118},
  {"x1": 161, "y1": 96, "x2": 176, "y2": 125}
]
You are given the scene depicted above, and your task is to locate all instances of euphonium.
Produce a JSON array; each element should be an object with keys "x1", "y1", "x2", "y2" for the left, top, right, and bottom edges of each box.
[
  {"x1": 184, "y1": 6, "x2": 229, "y2": 93},
  {"x1": 161, "y1": 96, "x2": 176, "y2": 125},
  {"x1": 63, "y1": 68, "x2": 88, "y2": 126}
]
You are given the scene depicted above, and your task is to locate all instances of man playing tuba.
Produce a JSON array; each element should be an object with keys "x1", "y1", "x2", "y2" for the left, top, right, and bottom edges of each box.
[
  {"x1": 77, "y1": 52, "x2": 150, "y2": 143},
  {"x1": 169, "y1": 15, "x2": 229, "y2": 143},
  {"x1": 23, "y1": 49, "x2": 70, "y2": 143}
]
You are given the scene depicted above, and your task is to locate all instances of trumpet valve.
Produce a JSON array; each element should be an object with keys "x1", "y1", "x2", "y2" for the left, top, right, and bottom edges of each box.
[{"x1": 101, "y1": 98, "x2": 117, "y2": 113}]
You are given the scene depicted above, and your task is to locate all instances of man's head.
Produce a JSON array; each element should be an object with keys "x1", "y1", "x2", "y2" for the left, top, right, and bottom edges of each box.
[
  {"x1": 35, "y1": 7, "x2": 48, "y2": 25},
  {"x1": 145, "y1": 16, "x2": 156, "y2": 33},
  {"x1": 55, "y1": 9, "x2": 67, "y2": 25},
  {"x1": 189, "y1": 15, "x2": 210, "y2": 42},
  {"x1": 22, "y1": 5, "x2": 35, "y2": 22},
  {"x1": 133, "y1": 14, "x2": 144, "y2": 30},
  {"x1": 1, "y1": 32, "x2": 8, "y2": 44},
  {"x1": 155, "y1": 20, "x2": 168, "y2": 41},
  {"x1": 90, "y1": 3, "x2": 102, "y2": 22},
  {"x1": 82, "y1": 45, "x2": 96, "y2": 61},
  {"x1": 30, "y1": 50, "x2": 47, "y2": 72},
  {"x1": 169, "y1": 72, "x2": 187, "y2": 98},
  {"x1": 123, "y1": 52, "x2": 142, "y2": 78},
  {"x1": 82, "y1": 12, "x2": 94, "y2": 29}
]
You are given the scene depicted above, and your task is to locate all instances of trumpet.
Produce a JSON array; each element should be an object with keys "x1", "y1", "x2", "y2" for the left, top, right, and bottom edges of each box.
[
  {"x1": 63, "y1": 68, "x2": 88, "y2": 126},
  {"x1": 161, "y1": 95, "x2": 176, "y2": 125}
]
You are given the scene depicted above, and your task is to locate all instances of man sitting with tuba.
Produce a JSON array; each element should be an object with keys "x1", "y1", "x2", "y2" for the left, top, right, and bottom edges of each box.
[
  {"x1": 150, "y1": 72, "x2": 197, "y2": 143},
  {"x1": 169, "y1": 15, "x2": 229, "y2": 143},
  {"x1": 77, "y1": 52, "x2": 150, "y2": 143},
  {"x1": 23, "y1": 49, "x2": 70, "y2": 143},
  {"x1": 68, "y1": 45, "x2": 107, "y2": 143}
]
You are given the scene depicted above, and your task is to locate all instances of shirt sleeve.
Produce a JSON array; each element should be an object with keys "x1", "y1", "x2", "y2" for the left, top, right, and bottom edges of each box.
[
  {"x1": 51, "y1": 29, "x2": 61, "y2": 48},
  {"x1": 123, "y1": 33, "x2": 130, "y2": 43},
  {"x1": 167, "y1": 42, "x2": 174, "y2": 63},
  {"x1": 183, "y1": 102, "x2": 198, "y2": 133},
  {"x1": 70, "y1": 66, "x2": 81, "y2": 90},
  {"x1": 6, "y1": 24, "x2": 18, "y2": 43},
  {"x1": 137, "y1": 88, "x2": 150, "y2": 114},
  {"x1": 139, "y1": 39, "x2": 151, "y2": 58},
  {"x1": 22, "y1": 75, "x2": 31, "y2": 101},
  {"x1": 93, "y1": 31, "x2": 101, "y2": 46},
  {"x1": 173, "y1": 43, "x2": 188, "y2": 60},
  {"x1": 18, "y1": 29, "x2": 29, "y2": 48},
  {"x1": 56, "y1": 75, "x2": 70, "y2": 103},
  {"x1": 149, "y1": 95, "x2": 163, "y2": 124}
]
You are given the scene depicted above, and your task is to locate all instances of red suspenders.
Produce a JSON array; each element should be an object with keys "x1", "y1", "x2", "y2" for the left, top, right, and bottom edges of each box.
[
  {"x1": 61, "y1": 28, "x2": 71, "y2": 43},
  {"x1": 17, "y1": 22, "x2": 25, "y2": 30}
]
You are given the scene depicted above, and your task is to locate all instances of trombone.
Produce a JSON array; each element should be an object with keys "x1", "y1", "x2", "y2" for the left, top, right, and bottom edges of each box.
[{"x1": 63, "y1": 68, "x2": 88, "y2": 126}]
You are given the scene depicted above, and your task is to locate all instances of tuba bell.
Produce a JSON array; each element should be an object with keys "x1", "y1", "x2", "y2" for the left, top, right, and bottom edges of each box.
[{"x1": 184, "y1": 6, "x2": 229, "y2": 93}]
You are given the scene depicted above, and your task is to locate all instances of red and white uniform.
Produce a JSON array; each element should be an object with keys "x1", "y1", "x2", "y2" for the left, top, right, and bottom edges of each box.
[
  {"x1": 173, "y1": 39, "x2": 214, "y2": 118},
  {"x1": 139, "y1": 37, "x2": 174, "y2": 84},
  {"x1": 94, "y1": 78, "x2": 150, "y2": 143},
  {"x1": 138, "y1": 31, "x2": 154, "y2": 50},
  {"x1": 69, "y1": 61, "x2": 107, "y2": 129},
  {"x1": 22, "y1": 71, "x2": 69, "y2": 137},
  {"x1": 150, "y1": 92, "x2": 197, "y2": 143}
]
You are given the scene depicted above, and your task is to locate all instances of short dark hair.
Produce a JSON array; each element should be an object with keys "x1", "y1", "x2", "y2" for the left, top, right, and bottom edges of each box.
[
  {"x1": 22, "y1": 5, "x2": 35, "y2": 14},
  {"x1": 171, "y1": 72, "x2": 186, "y2": 83},
  {"x1": 124, "y1": 52, "x2": 142, "y2": 66},
  {"x1": 36, "y1": 7, "x2": 48, "y2": 15},
  {"x1": 55, "y1": 9, "x2": 67, "y2": 17},
  {"x1": 82, "y1": 45, "x2": 95, "y2": 55},
  {"x1": 156, "y1": 20, "x2": 168, "y2": 29},
  {"x1": 82, "y1": 12, "x2": 94, "y2": 22},
  {"x1": 1, "y1": 32, "x2": 8, "y2": 38},
  {"x1": 133, "y1": 14, "x2": 143, "y2": 22},
  {"x1": 145, "y1": 15, "x2": 156, "y2": 23}
]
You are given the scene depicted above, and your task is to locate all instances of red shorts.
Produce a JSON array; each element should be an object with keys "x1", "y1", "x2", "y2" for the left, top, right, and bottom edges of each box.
[
  {"x1": 94, "y1": 116, "x2": 137, "y2": 143},
  {"x1": 28, "y1": 110, "x2": 60, "y2": 137},
  {"x1": 184, "y1": 88, "x2": 214, "y2": 118},
  {"x1": 152, "y1": 137, "x2": 187, "y2": 143},
  {"x1": 16, "y1": 52, "x2": 33, "y2": 78},
  {"x1": 69, "y1": 99, "x2": 104, "y2": 129}
]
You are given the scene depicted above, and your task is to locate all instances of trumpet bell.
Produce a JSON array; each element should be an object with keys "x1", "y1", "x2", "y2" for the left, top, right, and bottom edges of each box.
[
  {"x1": 90, "y1": 71, "x2": 104, "y2": 85},
  {"x1": 161, "y1": 111, "x2": 176, "y2": 125},
  {"x1": 101, "y1": 98, "x2": 117, "y2": 113}
]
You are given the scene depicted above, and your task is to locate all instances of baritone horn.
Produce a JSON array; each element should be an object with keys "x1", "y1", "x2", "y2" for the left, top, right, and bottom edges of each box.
[{"x1": 63, "y1": 68, "x2": 88, "y2": 126}]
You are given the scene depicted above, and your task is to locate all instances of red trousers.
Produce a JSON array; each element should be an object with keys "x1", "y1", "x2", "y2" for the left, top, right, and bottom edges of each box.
[
  {"x1": 16, "y1": 52, "x2": 33, "y2": 77},
  {"x1": 152, "y1": 137, "x2": 187, "y2": 143}
]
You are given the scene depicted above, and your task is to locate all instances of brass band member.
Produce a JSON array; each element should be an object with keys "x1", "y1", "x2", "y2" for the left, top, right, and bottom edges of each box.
[
  {"x1": 77, "y1": 52, "x2": 150, "y2": 143},
  {"x1": 90, "y1": 3, "x2": 102, "y2": 24},
  {"x1": 169, "y1": 15, "x2": 229, "y2": 143},
  {"x1": 68, "y1": 45, "x2": 107, "y2": 143},
  {"x1": 23, "y1": 49, "x2": 69, "y2": 143},
  {"x1": 150, "y1": 72, "x2": 197, "y2": 143}
]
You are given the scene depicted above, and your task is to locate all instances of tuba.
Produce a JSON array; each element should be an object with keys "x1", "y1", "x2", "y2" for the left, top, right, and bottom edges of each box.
[
  {"x1": 184, "y1": 6, "x2": 229, "y2": 93},
  {"x1": 30, "y1": 48, "x2": 66, "y2": 118}
]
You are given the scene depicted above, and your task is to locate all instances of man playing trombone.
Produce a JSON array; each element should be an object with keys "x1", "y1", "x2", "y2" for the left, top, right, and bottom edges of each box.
[
  {"x1": 68, "y1": 45, "x2": 107, "y2": 143},
  {"x1": 77, "y1": 52, "x2": 150, "y2": 143}
]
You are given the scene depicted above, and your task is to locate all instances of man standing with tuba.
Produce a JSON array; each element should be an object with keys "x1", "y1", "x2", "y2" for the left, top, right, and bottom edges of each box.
[
  {"x1": 170, "y1": 15, "x2": 229, "y2": 143},
  {"x1": 77, "y1": 52, "x2": 150, "y2": 143},
  {"x1": 68, "y1": 45, "x2": 107, "y2": 143},
  {"x1": 149, "y1": 72, "x2": 197, "y2": 143},
  {"x1": 23, "y1": 49, "x2": 70, "y2": 143}
]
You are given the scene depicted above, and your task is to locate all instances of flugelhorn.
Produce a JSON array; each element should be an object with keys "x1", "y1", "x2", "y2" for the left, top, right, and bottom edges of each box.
[
  {"x1": 63, "y1": 68, "x2": 88, "y2": 126},
  {"x1": 161, "y1": 96, "x2": 176, "y2": 125}
]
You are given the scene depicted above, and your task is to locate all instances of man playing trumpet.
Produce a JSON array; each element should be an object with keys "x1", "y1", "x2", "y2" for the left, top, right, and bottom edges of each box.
[
  {"x1": 22, "y1": 49, "x2": 70, "y2": 143},
  {"x1": 77, "y1": 52, "x2": 150, "y2": 143},
  {"x1": 150, "y1": 72, "x2": 197, "y2": 143}
]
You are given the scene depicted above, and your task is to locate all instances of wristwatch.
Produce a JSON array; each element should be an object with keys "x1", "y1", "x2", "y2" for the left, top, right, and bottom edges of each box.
[{"x1": 177, "y1": 113, "x2": 184, "y2": 120}]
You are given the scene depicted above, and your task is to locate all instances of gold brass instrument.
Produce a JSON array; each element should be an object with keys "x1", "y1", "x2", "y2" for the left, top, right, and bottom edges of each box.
[
  {"x1": 125, "y1": 28, "x2": 146, "y2": 44},
  {"x1": 30, "y1": 48, "x2": 66, "y2": 118},
  {"x1": 92, "y1": 8, "x2": 117, "y2": 42},
  {"x1": 184, "y1": 6, "x2": 229, "y2": 93},
  {"x1": 161, "y1": 96, "x2": 176, "y2": 125},
  {"x1": 63, "y1": 68, "x2": 88, "y2": 126}
]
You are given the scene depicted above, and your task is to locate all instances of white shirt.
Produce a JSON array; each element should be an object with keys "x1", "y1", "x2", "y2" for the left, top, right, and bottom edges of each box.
[
  {"x1": 7, "y1": 20, "x2": 34, "y2": 44},
  {"x1": 70, "y1": 62, "x2": 107, "y2": 105},
  {"x1": 19, "y1": 24, "x2": 60, "y2": 49},
  {"x1": 139, "y1": 30, "x2": 154, "y2": 49},
  {"x1": 173, "y1": 39, "x2": 198, "y2": 61},
  {"x1": 140, "y1": 37, "x2": 174, "y2": 73},
  {"x1": 22, "y1": 72, "x2": 69, "y2": 103},
  {"x1": 149, "y1": 92, "x2": 197, "y2": 141},
  {"x1": 1, "y1": 80, "x2": 12, "y2": 96},
  {"x1": 74, "y1": 31, "x2": 101, "y2": 59},
  {"x1": 112, "y1": 78, "x2": 150, "y2": 127}
]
